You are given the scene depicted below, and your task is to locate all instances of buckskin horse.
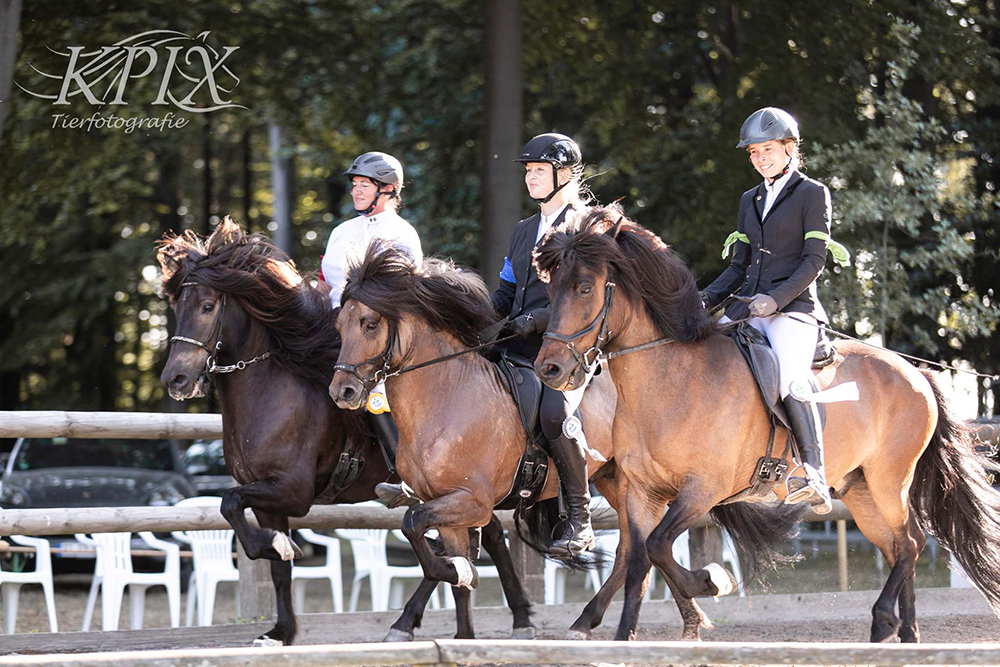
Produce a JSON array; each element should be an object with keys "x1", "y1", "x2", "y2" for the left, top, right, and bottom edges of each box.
[
  {"x1": 329, "y1": 242, "x2": 795, "y2": 640},
  {"x1": 157, "y1": 219, "x2": 533, "y2": 644},
  {"x1": 532, "y1": 205, "x2": 1000, "y2": 642}
]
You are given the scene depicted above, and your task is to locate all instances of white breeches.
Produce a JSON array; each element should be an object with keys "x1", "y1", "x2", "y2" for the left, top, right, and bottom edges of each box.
[{"x1": 721, "y1": 313, "x2": 818, "y2": 399}]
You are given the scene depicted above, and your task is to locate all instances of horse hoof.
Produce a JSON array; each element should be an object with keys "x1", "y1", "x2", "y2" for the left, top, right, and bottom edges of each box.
[
  {"x1": 272, "y1": 532, "x2": 302, "y2": 561},
  {"x1": 565, "y1": 629, "x2": 590, "y2": 641},
  {"x1": 511, "y1": 626, "x2": 536, "y2": 640},
  {"x1": 384, "y1": 628, "x2": 414, "y2": 642},
  {"x1": 703, "y1": 562, "x2": 736, "y2": 597},
  {"x1": 252, "y1": 635, "x2": 283, "y2": 647},
  {"x1": 445, "y1": 556, "x2": 477, "y2": 589}
]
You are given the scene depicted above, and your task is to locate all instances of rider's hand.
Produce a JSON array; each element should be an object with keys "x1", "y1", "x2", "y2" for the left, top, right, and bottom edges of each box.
[
  {"x1": 749, "y1": 294, "x2": 778, "y2": 318},
  {"x1": 508, "y1": 313, "x2": 537, "y2": 337},
  {"x1": 698, "y1": 291, "x2": 710, "y2": 310}
]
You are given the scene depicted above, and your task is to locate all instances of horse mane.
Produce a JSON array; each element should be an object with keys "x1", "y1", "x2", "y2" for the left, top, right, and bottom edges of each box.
[
  {"x1": 534, "y1": 204, "x2": 718, "y2": 342},
  {"x1": 342, "y1": 240, "x2": 500, "y2": 348},
  {"x1": 156, "y1": 217, "x2": 342, "y2": 389}
]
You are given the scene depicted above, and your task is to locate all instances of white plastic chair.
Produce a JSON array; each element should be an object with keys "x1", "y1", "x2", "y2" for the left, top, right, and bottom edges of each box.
[
  {"x1": 337, "y1": 504, "x2": 440, "y2": 612},
  {"x1": 171, "y1": 496, "x2": 239, "y2": 626},
  {"x1": 292, "y1": 529, "x2": 344, "y2": 613},
  {"x1": 77, "y1": 532, "x2": 180, "y2": 631},
  {"x1": 0, "y1": 535, "x2": 58, "y2": 633}
]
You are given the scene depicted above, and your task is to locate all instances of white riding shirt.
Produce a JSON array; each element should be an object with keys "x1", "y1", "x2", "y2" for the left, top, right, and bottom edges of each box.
[{"x1": 321, "y1": 209, "x2": 423, "y2": 308}]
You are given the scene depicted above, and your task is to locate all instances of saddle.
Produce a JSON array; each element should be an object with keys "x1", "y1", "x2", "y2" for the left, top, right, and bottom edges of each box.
[
  {"x1": 722, "y1": 323, "x2": 833, "y2": 504},
  {"x1": 492, "y1": 349, "x2": 551, "y2": 511}
]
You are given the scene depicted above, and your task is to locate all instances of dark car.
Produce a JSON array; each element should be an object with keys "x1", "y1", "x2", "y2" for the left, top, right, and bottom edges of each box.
[
  {"x1": 182, "y1": 439, "x2": 236, "y2": 496},
  {"x1": 0, "y1": 437, "x2": 197, "y2": 509}
]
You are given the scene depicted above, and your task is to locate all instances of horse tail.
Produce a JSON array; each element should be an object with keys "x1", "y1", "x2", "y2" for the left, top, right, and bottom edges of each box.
[
  {"x1": 709, "y1": 502, "x2": 803, "y2": 585},
  {"x1": 513, "y1": 498, "x2": 600, "y2": 572},
  {"x1": 910, "y1": 370, "x2": 1000, "y2": 614}
]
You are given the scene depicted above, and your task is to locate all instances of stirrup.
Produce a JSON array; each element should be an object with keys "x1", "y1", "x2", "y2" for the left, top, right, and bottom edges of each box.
[
  {"x1": 375, "y1": 481, "x2": 421, "y2": 509},
  {"x1": 549, "y1": 521, "x2": 596, "y2": 558},
  {"x1": 784, "y1": 466, "x2": 832, "y2": 515}
]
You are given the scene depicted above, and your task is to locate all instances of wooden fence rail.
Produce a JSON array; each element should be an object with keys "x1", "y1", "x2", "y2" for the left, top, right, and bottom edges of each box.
[
  {"x1": 0, "y1": 501, "x2": 848, "y2": 538},
  {"x1": 1, "y1": 639, "x2": 999, "y2": 667},
  {"x1": 0, "y1": 411, "x2": 222, "y2": 439}
]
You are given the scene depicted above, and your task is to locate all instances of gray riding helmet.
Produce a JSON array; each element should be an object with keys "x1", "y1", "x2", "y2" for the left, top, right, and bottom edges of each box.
[
  {"x1": 736, "y1": 108, "x2": 800, "y2": 148},
  {"x1": 344, "y1": 151, "x2": 403, "y2": 186}
]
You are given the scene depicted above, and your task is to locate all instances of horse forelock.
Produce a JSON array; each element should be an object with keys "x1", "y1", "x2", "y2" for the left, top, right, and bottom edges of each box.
[
  {"x1": 535, "y1": 205, "x2": 717, "y2": 343},
  {"x1": 344, "y1": 241, "x2": 499, "y2": 348}
]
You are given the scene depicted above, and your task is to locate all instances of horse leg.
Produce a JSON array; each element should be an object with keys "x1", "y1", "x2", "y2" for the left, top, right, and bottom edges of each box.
[
  {"x1": 645, "y1": 487, "x2": 726, "y2": 639},
  {"x1": 400, "y1": 491, "x2": 491, "y2": 586},
  {"x1": 220, "y1": 480, "x2": 306, "y2": 561},
  {"x1": 613, "y1": 486, "x2": 665, "y2": 641},
  {"x1": 479, "y1": 513, "x2": 536, "y2": 639},
  {"x1": 250, "y1": 512, "x2": 296, "y2": 646},
  {"x1": 840, "y1": 478, "x2": 914, "y2": 643},
  {"x1": 384, "y1": 578, "x2": 440, "y2": 642},
  {"x1": 439, "y1": 526, "x2": 476, "y2": 639},
  {"x1": 897, "y1": 514, "x2": 926, "y2": 643},
  {"x1": 568, "y1": 475, "x2": 632, "y2": 639}
]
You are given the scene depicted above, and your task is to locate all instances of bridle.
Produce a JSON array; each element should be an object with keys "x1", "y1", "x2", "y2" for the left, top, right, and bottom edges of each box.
[
  {"x1": 332, "y1": 322, "x2": 401, "y2": 390},
  {"x1": 542, "y1": 274, "x2": 616, "y2": 380},
  {"x1": 169, "y1": 282, "x2": 271, "y2": 374}
]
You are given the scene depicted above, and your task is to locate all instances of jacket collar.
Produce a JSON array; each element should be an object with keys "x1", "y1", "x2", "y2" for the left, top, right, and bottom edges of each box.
[{"x1": 754, "y1": 170, "x2": 804, "y2": 223}]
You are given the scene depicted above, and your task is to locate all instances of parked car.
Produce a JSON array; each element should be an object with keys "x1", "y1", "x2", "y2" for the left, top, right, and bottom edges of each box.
[
  {"x1": 0, "y1": 437, "x2": 196, "y2": 509},
  {"x1": 182, "y1": 439, "x2": 236, "y2": 496}
]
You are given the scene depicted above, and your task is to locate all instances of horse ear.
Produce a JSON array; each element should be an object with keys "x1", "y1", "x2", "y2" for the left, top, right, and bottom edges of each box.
[{"x1": 606, "y1": 216, "x2": 625, "y2": 239}]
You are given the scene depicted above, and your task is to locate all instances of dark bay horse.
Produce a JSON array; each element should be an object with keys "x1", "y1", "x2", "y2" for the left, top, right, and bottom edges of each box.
[
  {"x1": 156, "y1": 219, "x2": 526, "y2": 645},
  {"x1": 329, "y1": 243, "x2": 628, "y2": 639},
  {"x1": 533, "y1": 205, "x2": 1000, "y2": 642}
]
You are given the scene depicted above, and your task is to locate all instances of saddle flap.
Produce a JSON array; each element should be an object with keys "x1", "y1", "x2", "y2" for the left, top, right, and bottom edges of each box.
[
  {"x1": 732, "y1": 323, "x2": 788, "y2": 428},
  {"x1": 495, "y1": 350, "x2": 544, "y2": 442}
]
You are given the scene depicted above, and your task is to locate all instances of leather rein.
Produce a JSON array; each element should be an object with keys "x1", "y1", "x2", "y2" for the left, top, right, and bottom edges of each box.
[{"x1": 169, "y1": 282, "x2": 271, "y2": 374}]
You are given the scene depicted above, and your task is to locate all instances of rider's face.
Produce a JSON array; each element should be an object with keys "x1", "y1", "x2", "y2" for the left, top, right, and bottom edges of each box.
[
  {"x1": 351, "y1": 177, "x2": 381, "y2": 211},
  {"x1": 524, "y1": 162, "x2": 569, "y2": 200},
  {"x1": 747, "y1": 140, "x2": 789, "y2": 180}
]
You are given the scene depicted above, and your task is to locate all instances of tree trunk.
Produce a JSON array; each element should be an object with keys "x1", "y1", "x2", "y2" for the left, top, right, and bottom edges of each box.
[
  {"x1": 0, "y1": 0, "x2": 22, "y2": 156},
  {"x1": 202, "y1": 116, "x2": 214, "y2": 235},
  {"x1": 242, "y1": 128, "x2": 253, "y2": 230},
  {"x1": 269, "y1": 123, "x2": 293, "y2": 254},
  {"x1": 479, "y1": 0, "x2": 523, "y2": 285}
]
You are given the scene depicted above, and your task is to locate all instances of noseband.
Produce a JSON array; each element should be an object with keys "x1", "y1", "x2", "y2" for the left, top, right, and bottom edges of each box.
[
  {"x1": 542, "y1": 277, "x2": 616, "y2": 379},
  {"x1": 169, "y1": 282, "x2": 271, "y2": 374},
  {"x1": 332, "y1": 324, "x2": 400, "y2": 390}
]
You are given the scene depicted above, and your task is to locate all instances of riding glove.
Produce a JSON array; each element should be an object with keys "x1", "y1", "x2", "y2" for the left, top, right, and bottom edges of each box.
[
  {"x1": 507, "y1": 313, "x2": 538, "y2": 337},
  {"x1": 749, "y1": 294, "x2": 778, "y2": 317}
]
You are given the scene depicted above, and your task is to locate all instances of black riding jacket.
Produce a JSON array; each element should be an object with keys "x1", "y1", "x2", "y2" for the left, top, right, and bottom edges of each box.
[
  {"x1": 703, "y1": 170, "x2": 832, "y2": 323},
  {"x1": 490, "y1": 206, "x2": 575, "y2": 360}
]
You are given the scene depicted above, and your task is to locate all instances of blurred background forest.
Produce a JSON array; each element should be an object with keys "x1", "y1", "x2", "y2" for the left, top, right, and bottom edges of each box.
[{"x1": 0, "y1": 0, "x2": 997, "y2": 437}]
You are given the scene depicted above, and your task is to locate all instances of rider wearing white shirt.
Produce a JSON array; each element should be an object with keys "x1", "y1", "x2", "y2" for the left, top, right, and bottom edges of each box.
[{"x1": 322, "y1": 151, "x2": 422, "y2": 480}]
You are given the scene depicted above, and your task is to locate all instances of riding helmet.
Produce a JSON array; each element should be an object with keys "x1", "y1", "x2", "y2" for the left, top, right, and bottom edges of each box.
[{"x1": 736, "y1": 108, "x2": 800, "y2": 148}]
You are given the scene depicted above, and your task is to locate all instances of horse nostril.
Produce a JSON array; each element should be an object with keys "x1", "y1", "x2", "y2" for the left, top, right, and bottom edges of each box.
[
  {"x1": 170, "y1": 374, "x2": 189, "y2": 390},
  {"x1": 540, "y1": 363, "x2": 561, "y2": 379},
  {"x1": 340, "y1": 386, "x2": 357, "y2": 402}
]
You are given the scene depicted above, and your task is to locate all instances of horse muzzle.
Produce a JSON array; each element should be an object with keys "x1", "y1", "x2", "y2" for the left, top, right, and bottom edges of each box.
[
  {"x1": 534, "y1": 355, "x2": 581, "y2": 392},
  {"x1": 330, "y1": 376, "x2": 367, "y2": 411},
  {"x1": 164, "y1": 371, "x2": 209, "y2": 401}
]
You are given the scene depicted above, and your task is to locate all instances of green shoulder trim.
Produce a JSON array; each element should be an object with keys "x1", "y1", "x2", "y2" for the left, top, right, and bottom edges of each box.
[
  {"x1": 721, "y1": 231, "x2": 750, "y2": 259},
  {"x1": 804, "y1": 231, "x2": 851, "y2": 267}
]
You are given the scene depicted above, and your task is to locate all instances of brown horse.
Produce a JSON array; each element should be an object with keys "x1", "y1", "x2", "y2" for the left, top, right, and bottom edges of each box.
[
  {"x1": 157, "y1": 219, "x2": 527, "y2": 645},
  {"x1": 533, "y1": 205, "x2": 1000, "y2": 643},
  {"x1": 329, "y1": 243, "x2": 631, "y2": 639}
]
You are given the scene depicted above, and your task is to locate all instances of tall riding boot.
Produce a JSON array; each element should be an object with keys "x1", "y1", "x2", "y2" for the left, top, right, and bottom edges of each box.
[
  {"x1": 369, "y1": 413, "x2": 421, "y2": 509},
  {"x1": 548, "y1": 432, "x2": 596, "y2": 557},
  {"x1": 783, "y1": 396, "x2": 833, "y2": 515}
]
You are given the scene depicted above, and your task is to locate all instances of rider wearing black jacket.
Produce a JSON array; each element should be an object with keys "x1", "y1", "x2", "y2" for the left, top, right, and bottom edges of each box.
[{"x1": 491, "y1": 133, "x2": 596, "y2": 557}]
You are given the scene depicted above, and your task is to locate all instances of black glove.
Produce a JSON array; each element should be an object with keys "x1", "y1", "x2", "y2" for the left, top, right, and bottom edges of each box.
[
  {"x1": 698, "y1": 291, "x2": 710, "y2": 310},
  {"x1": 507, "y1": 313, "x2": 538, "y2": 338}
]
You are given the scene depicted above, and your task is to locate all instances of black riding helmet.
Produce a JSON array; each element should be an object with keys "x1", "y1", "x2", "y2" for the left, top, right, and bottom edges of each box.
[{"x1": 513, "y1": 133, "x2": 582, "y2": 204}]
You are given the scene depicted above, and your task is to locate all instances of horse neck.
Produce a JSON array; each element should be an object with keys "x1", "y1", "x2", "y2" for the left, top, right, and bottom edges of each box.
[
  {"x1": 385, "y1": 321, "x2": 494, "y2": 441},
  {"x1": 214, "y1": 318, "x2": 287, "y2": 428},
  {"x1": 606, "y1": 296, "x2": 688, "y2": 395}
]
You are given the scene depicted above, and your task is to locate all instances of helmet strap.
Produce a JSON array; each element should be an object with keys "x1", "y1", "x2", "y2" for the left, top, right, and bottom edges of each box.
[
  {"x1": 354, "y1": 178, "x2": 394, "y2": 216},
  {"x1": 533, "y1": 164, "x2": 567, "y2": 204}
]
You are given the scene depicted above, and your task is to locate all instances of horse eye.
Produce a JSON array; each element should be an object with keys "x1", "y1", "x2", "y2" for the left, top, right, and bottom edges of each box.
[
  {"x1": 364, "y1": 321, "x2": 378, "y2": 332},
  {"x1": 579, "y1": 284, "x2": 592, "y2": 295},
  {"x1": 201, "y1": 302, "x2": 215, "y2": 313}
]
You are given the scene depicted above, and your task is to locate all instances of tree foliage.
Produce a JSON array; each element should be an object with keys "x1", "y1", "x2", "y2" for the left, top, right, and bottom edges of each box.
[{"x1": 1, "y1": 0, "x2": 997, "y2": 417}]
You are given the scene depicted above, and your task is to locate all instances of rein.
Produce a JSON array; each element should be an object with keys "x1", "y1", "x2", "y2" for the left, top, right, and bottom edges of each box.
[
  {"x1": 333, "y1": 326, "x2": 522, "y2": 389},
  {"x1": 169, "y1": 281, "x2": 272, "y2": 374}
]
